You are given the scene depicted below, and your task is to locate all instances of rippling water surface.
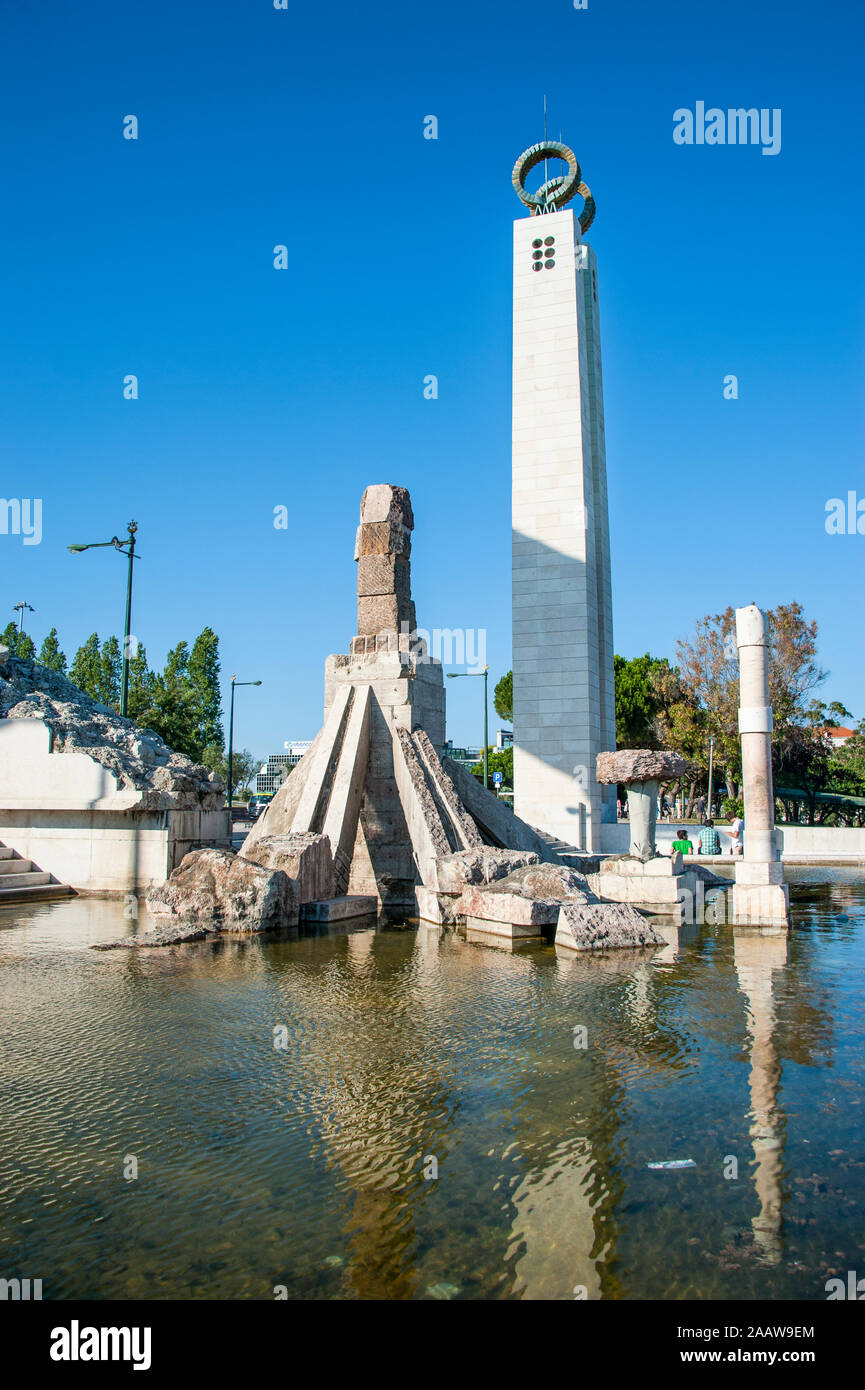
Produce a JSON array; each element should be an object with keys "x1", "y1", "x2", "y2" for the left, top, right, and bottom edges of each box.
[{"x1": 1, "y1": 871, "x2": 864, "y2": 1300}]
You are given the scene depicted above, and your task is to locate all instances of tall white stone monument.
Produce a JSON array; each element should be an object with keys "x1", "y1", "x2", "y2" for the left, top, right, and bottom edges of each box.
[{"x1": 511, "y1": 141, "x2": 616, "y2": 851}]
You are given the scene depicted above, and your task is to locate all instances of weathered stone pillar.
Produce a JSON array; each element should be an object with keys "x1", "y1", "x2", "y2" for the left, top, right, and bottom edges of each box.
[
  {"x1": 731, "y1": 605, "x2": 790, "y2": 927},
  {"x1": 351, "y1": 484, "x2": 415, "y2": 655}
]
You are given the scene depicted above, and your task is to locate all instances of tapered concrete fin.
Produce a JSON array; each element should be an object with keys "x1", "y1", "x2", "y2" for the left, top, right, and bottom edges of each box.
[
  {"x1": 293, "y1": 684, "x2": 355, "y2": 835},
  {"x1": 244, "y1": 726, "x2": 326, "y2": 851},
  {"x1": 411, "y1": 730, "x2": 483, "y2": 851},
  {"x1": 322, "y1": 685, "x2": 371, "y2": 895},
  {"x1": 392, "y1": 727, "x2": 455, "y2": 889},
  {"x1": 443, "y1": 756, "x2": 562, "y2": 862}
]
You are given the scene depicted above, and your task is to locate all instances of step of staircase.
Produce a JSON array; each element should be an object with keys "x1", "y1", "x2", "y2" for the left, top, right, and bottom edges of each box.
[
  {"x1": 0, "y1": 870, "x2": 51, "y2": 890},
  {"x1": 0, "y1": 882, "x2": 74, "y2": 903},
  {"x1": 0, "y1": 840, "x2": 74, "y2": 903},
  {"x1": 0, "y1": 857, "x2": 33, "y2": 874}
]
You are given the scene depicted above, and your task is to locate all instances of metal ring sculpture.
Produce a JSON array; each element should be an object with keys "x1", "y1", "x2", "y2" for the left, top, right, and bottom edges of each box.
[{"x1": 511, "y1": 141, "x2": 596, "y2": 232}]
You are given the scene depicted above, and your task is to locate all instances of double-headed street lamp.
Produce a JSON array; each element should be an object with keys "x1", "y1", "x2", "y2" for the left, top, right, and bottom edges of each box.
[
  {"x1": 13, "y1": 601, "x2": 35, "y2": 636},
  {"x1": 228, "y1": 676, "x2": 262, "y2": 813},
  {"x1": 68, "y1": 521, "x2": 138, "y2": 718},
  {"x1": 447, "y1": 665, "x2": 489, "y2": 788}
]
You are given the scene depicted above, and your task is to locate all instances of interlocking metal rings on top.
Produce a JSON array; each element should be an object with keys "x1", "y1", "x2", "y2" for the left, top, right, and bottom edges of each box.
[{"x1": 511, "y1": 141, "x2": 596, "y2": 232}]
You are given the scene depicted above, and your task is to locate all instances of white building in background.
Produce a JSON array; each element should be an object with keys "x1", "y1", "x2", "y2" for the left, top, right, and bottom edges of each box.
[
  {"x1": 255, "y1": 741, "x2": 315, "y2": 797},
  {"x1": 511, "y1": 141, "x2": 616, "y2": 852}
]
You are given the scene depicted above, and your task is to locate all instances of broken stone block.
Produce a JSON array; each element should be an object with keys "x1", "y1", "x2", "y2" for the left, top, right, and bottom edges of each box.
[
  {"x1": 435, "y1": 848, "x2": 541, "y2": 895},
  {"x1": 357, "y1": 594, "x2": 414, "y2": 637},
  {"x1": 501, "y1": 863, "x2": 592, "y2": 899},
  {"x1": 242, "y1": 832, "x2": 335, "y2": 903},
  {"x1": 555, "y1": 900, "x2": 664, "y2": 951},
  {"x1": 145, "y1": 848, "x2": 298, "y2": 930},
  {"x1": 455, "y1": 886, "x2": 561, "y2": 926},
  {"x1": 299, "y1": 895, "x2": 378, "y2": 922},
  {"x1": 354, "y1": 521, "x2": 412, "y2": 559},
  {"x1": 360, "y1": 484, "x2": 414, "y2": 529},
  {"x1": 357, "y1": 554, "x2": 411, "y2": 599}
]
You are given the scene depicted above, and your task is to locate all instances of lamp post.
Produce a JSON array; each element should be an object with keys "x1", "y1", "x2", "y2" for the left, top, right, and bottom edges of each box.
[
  {"x1": 228, "y1": 676, "x2": 262, "y2": 815},
  {"x1": 13, "y1": 601, "x2": 35, "y2": 636},
  {"x1": 707, "y1": 735, "x2": 715, "y2": 819},
  {"x1": 447, "y1": 666, "x2": 489, "y2": 788},
  {"x1": 68, "y1": 521, "x2": 138, "y2": 718}
]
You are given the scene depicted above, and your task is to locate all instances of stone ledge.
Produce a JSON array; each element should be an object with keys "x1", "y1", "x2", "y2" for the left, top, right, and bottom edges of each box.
[{"x1": 300, "y1": 895, "x2": 378, "y2": 922}]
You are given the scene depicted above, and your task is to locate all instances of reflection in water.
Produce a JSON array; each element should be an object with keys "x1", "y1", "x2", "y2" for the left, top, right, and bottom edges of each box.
[
  {"x1": 733, "y1": 929, "x2": 788, "y2": 1265},
  {"x1": 0, "y1": 876, "x2": 863, "y2": 1300}
]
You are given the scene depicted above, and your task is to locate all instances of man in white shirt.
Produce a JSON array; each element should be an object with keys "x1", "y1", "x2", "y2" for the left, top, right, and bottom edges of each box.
[{"x1": 729, "y1": 815, "x2": 744, "y2": 856}]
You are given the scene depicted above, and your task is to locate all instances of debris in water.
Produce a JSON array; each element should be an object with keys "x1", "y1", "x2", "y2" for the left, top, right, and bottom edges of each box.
[{"x1": 647, "y1": 1159, "x2": 696, "y2": 1170}]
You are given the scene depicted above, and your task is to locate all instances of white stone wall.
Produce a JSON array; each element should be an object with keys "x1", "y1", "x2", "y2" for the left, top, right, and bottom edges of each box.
[
  {"x1": 598, "y1": 821, "x2": 865, "y2": 860},
  {"x1": 0, "y1": 717, "x2": 231, "y2": 890},
  {"x1": 512, "y1": 209, "x2": 615, "y2": 850}
]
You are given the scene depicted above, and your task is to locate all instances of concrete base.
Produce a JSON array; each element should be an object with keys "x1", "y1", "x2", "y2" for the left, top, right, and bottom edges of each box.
[
  {"x1": 731, "y1": 882, "x2": 790, "y2": 927},
  {"x1": 592, "y1": 855, "x2": 698, "y2": 915},
  {"x1": 300, "y1": 895, "x2": 378, "y2": 922},
  {"x1": 731, "y1": 857, "x2": 790, "y2": 926},
  {"x1": 464, "y1": 913, "x2": 543, "y2": 941}
]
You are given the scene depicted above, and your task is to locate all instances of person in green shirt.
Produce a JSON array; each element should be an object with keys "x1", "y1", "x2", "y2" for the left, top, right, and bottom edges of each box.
[{"x1": 671, "y1": 830, "x2": 694, "y2": 856}]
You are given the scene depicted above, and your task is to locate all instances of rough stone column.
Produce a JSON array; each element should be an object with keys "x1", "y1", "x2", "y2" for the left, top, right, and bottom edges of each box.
[
  {"x1": 731, "y1": 605, "x2": 790, "y2": 926},
  {"x1": 351, "y1": 485, "x2": 416, "y2": 655}
]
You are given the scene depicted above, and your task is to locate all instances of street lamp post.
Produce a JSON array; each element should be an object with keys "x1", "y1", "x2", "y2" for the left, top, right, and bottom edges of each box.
[
  {"x1": 13, "y1": 601, "x2": 35, "y2": 637},
  {"x1": 228, "y1": 676, "x2": 262, "y2": 815},
  {"x1": 707, "y1": 735, "x2": 715, "y2": 819},
  {"x1": 68, "y1": 521, "x2": 138, "y2": 718},
  {"x1": 447, "y1": 666, "x2": 489, "y2": 788}
]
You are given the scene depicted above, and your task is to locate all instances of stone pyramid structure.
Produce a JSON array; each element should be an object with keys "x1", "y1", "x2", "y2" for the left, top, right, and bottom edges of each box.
[{"x1": 245, "y1": 484, "x2": 575, "y2": 921}]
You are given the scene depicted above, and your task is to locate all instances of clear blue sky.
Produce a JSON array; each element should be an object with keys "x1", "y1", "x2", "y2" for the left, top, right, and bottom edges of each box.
[{"x1": 2, "y1": 0, "x2": 863, "y2": 758}]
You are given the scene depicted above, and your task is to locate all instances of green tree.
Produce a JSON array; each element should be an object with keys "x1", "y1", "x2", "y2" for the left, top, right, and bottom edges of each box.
[
  {"x1": 0, "y1": 621, "x2": 34, "y2": 658},
  {"x1": 470, "y1": 745, "x2": 514, "y2": 788},
  {"x1": 614, "y1": 653, "x2": 671, "y2": 748},
  {"x1": 126, "y1": 642, "x2": 155, "y2": 723},
  {"x1": 132, "y1": 641, "x2": 199, "y2": 758},
  {"x1": 39, "y1": 628, "x2": 67, "y2": 673},
  {"x1": 69, "y1": 634, "x2": 104, "y2": 701},
  {"x1": 226, "y1": 748, "x2": 261, "y2": 802},
  {"x1": 188, "y1": 627, "x2": 224, "y2": 753},
  {"x1": 493, "y1": 671, "x2": 513, "y2": 724},
  {"x1": 99, "y1": 635, "x2": 122, "y2": 709},
  {"x1": 661, "y1": 603, "x2": 827, "y2": 802}
]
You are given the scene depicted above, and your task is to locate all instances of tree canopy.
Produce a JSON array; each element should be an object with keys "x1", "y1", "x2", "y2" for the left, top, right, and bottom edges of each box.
[{"x1": 493, "y1": 671, "x2": 513, "y2": 724}]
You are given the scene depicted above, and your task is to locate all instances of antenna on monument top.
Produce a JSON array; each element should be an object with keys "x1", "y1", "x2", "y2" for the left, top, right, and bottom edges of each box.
[{"x1": 543, "y1": 94, "x2": 548, "y2": 192}]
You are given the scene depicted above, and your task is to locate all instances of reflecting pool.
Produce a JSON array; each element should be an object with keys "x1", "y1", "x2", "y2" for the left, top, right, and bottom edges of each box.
[{"x1": 1, "y1": 871, "x2": 864, "y2": 1299}]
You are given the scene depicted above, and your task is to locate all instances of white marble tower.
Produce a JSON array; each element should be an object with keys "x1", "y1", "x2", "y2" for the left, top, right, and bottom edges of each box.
[{"x1": 511, "y1": 143, "x2": 616, "y2": 851}]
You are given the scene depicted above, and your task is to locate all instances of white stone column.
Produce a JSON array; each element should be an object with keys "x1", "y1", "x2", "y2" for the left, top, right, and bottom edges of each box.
[{"x1": 731, "y1": 605, "x2": 790, "y2": 926}]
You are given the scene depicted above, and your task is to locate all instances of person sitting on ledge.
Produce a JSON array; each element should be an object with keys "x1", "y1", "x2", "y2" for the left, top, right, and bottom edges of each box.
[
  {"x1": 696, "y1": 819, "x2": 721, "y2": 856},
  {"x1": 671, "y1": 829, "x2": 694, "y2": 856}
]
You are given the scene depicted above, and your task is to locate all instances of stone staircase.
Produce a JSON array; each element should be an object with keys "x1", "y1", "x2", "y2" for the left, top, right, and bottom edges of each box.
[
  {"x1": 530, "y1": 826, "x2": 602, "y2": 874},
  {"x1": 0, "y1": 842, "x2": 74, "y2": 904}
]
